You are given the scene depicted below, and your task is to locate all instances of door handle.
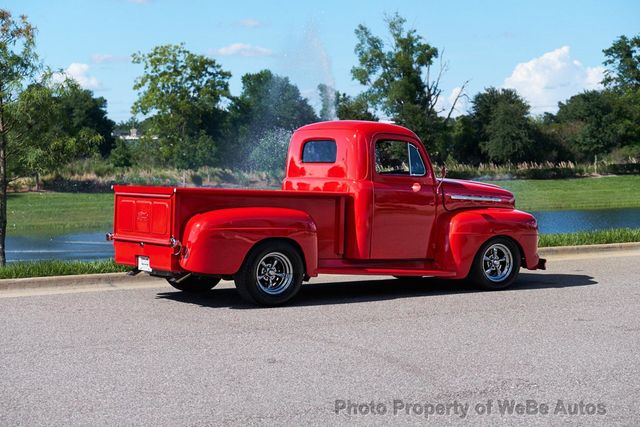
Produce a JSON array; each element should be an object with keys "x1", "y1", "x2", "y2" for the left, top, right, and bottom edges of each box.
[{"x1": 412, "y1": 183, "x2": 421, "y2": 192}]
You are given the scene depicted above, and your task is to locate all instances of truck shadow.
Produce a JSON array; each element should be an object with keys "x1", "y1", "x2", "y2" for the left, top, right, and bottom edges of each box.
[{"x1": 156, "y1": 272, "x2": 597, "y2": 309}]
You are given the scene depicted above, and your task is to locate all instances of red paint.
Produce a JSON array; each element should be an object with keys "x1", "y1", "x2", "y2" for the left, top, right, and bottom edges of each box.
[{"x1": 112, "y1": 120, "x2": 545, "y2": 281}]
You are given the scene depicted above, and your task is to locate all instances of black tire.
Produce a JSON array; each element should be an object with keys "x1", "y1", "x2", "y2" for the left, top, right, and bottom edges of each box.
[
  {"x1": 234, "y1": 241, "x2": 304, "y2": 306},
  {"x1": 468, "y1": 237, "x2": 521, "y2": 290},
  {"x1": 166, "y1": 275, "x2": 221, "y2": 293}
]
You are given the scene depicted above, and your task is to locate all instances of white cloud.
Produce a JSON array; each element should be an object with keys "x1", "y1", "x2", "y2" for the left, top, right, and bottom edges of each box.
[
  {"x1": 213, "y1": 43, "x2": 273, "y2": 57},
  {"x1": 238, "y1": 18, "x2": 262, "y2": 28},
  {"x1": 53, "y1": 63, "x2": 101, "y2": 90},
  {"x1": 503, "y1": 46, "x2": 604, "y2": 114},
  {"x1": 91, "y1": 53, "x2": 131, "y2": 64}
]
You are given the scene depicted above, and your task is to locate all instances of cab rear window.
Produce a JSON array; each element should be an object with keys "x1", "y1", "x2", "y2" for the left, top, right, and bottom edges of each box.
[{"x1": 302, "y1": 140, "x2": 336, "y2": 163}]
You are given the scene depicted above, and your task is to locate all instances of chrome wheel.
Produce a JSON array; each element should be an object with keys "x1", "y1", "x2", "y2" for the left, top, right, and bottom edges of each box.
[
  {"x1": 255, "y1": 252, "x2": 293, "y2": 295},
  {"x1": 482, "y1": 243, "x2": 513, "y2": 283}
]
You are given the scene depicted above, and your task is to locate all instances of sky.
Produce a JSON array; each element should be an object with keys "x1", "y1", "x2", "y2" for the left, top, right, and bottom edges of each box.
[{"x1": 4, "y1": 0, "x2": 639, "y2": 122}]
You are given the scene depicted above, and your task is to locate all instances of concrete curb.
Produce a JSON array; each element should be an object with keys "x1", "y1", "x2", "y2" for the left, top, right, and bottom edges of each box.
[
  {"x1": 539, "y1": 242, "x2": 640, "y2": 257},
  {"x1": 0, "y1": 242, "x2": 638, "y2": 291},
  {"x1": 0, "y1": 272, "x2": 159, "y2": 291}
]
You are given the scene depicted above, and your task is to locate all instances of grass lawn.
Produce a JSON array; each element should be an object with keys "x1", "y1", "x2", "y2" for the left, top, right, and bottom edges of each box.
[
  {"x1": 4, "y1": 175, "x2": 640, "y2": 234},
  {"x1": 491, "y1": 175, "x2": 640, "y2": 211},
  {"x1": 539, "y1": 228, "x2": 640, "y2": 247},
  {"x1": 7, "y1": 192, "x2": 113, "y2": 234},
  {"x1": 0, "y1": 259, "x2": 128, "y2": 279}
]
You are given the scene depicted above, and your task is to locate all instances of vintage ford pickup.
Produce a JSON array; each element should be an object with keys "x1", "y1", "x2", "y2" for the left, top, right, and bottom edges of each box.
[{"x1": 109, "y1": 121, "x2": 546, "y2": 305}]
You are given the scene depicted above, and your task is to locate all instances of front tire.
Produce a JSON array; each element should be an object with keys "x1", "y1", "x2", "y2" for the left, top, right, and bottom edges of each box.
[
  {"x1": 167, "y1": 275, "x2": 220, "y2": 293},
  {"x1": 468, "y1": 237, "x2": 521, "y2": 290},
  {"x1": 234, "y1": 241, "x2": 304, "y2": 306}
]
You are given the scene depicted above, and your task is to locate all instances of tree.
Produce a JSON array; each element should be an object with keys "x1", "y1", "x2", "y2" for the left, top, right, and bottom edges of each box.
[
  {"x1": 482, "y1": 98, "x2": 534, "y2": 163},
  {"x1": 336, "y1": 92, "x2": 378, "y2": 121},
  {"x1": 469, "y1": 88, "x2": 536, "y2": 164},
  {"x1": 554, "y1": 90, "x2": 638, "y2": 160},
  {"x1": 8, "y1": 78, "x2": 102, "y2": 188},
  {"x1": 350, "y1": 13, "x2": 467, "y2": 158},
  {"x1": 131, "y1": 44, "x2": 231, "y2": 168},
  {"x1": 224, "y1": 70, "x2": 317, "y2": 165},
  {"x1": 0, "y1": 9, "x2": 37, "y2": 266},
  {"x1": 58, "y1": 86, "x2": 115, "y2": 157},
  {"x1": 316, "y1": 84, "x2": 377, "y2": 121},
  {"x1": 603, "y1": 34, "x2": 640, "y2": 91}
]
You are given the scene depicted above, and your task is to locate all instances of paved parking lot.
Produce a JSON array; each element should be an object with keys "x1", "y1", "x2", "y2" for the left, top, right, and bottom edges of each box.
[{"x1": 1, "y1": 250, "x2": 639, "y2": 425}]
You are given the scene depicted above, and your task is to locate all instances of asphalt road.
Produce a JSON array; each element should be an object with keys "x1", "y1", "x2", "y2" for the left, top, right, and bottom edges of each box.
[{"x1": 1, "y1": 250, "x2": 639, "y2": 426}]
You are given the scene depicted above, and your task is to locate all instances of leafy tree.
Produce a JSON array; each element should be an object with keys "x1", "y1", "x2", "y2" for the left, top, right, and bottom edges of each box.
[
  {"x1": 0, "y1": 9, "x2": 38, "y2": 266},
  {"x1": 482, "y1": 98, "x2": 534, "y2": 163},
  {"x1": 224, "y1": 70, "x2": 317, "y2": 165},
  {"x1": 449, "y1": 115, "x2": 483, "y2": 165},
  {"x1": 554, "y1": 89, "x2": 638, "y2": 160},
  {"x1": 350, "y1": 13, "x2": 466, "y2": 158},
  {"x1": 603, "y1": 34, "x2": 640, "y2": 90},
  {"x1": 58, "y1": 86, "x2": 115, "y2": 156},
  {"x1": 110, "y1": 138, "x2": 132, "y2": 168},
  {"x1": 336, "y1": 92, "x2": 378, "y2": 121},
  {"x1": 469, "y1": 88, "x2": 537, "y2": 164},
  {"x1": 8, "y1": 79, "x2": 102, "y2": 188},
  {"x1": 131, "y1": 44, "x2": 231, "y2": 168}
]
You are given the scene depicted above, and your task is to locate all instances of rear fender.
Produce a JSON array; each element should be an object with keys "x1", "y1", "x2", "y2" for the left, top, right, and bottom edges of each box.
[
  {"x1": 179, "y1": 207, "x2": 318, "y2": 277},
  {"x1": 436, "y1": 209, "x2": 540, "y2": 278}
]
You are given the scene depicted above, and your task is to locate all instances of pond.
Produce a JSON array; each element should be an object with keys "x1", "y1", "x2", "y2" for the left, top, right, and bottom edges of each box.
[
  {"x1": 5, "y1": 207, "x2": 640, "y2": 262},
  {"x1": 531, "y1": 207, "x2": 640, "y2": 234}
]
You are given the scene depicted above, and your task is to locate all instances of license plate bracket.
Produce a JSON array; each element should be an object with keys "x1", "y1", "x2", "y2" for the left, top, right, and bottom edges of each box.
[{"x1": 137, "y1": 256, "x2": 152, "y2": 272}]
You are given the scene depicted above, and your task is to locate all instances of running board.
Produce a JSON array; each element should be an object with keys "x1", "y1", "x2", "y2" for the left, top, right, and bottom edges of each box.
[{"x1": 317, "y1": 267, "x2": 457, "y2": 277}]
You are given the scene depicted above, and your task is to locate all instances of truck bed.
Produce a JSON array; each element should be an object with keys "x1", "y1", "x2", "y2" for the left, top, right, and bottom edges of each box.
[{"x1": 112, "y1": 186, "x2": 349, "y2": 274}]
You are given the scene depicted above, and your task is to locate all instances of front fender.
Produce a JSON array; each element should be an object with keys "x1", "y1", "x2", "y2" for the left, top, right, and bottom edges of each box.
[
  {"x1": 436, "y1": 208, "x2": 540, "y2": 278},
  {"x1": 179, "y1": 207, "x2": 318, "y2": 276}
]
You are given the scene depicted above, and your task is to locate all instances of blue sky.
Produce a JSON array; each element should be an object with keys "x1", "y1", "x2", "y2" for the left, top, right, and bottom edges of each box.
[{"x1": 5, "y1": 0, "x2": 639, "y2": 122}]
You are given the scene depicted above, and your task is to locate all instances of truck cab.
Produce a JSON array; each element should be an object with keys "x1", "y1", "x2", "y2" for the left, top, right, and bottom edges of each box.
[{"x1": 111, "y1": 121, "x2": 545, "y2": 306}]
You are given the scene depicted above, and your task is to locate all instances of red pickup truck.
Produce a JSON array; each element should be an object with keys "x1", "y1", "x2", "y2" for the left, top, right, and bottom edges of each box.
[{"x1": 109, "y1": 121, "x2": 545, "y2": 305}]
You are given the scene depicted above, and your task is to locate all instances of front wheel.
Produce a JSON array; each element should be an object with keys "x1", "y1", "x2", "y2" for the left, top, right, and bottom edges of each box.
[
  {"x1": 167, "y1": 275, "x2": 220, "y2": 293},
  {"x1": 468, "y1": 237, "x2": 521, "y2": 290},
  {"x1": 234, "y1": 241, "x2": 304, "y2": 306}
]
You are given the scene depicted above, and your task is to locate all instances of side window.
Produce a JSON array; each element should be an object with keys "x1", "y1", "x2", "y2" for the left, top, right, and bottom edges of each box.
[
  {"x1": 302, "y1": 140, "x2": 337, "y2": 163},
  {"x1": 375, "y1": 140, "x2": 426, "y2": 176}
]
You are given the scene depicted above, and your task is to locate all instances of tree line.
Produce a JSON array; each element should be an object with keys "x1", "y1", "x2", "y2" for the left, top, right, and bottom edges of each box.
[{"x1": 119, "y1": 14, "x2": 639, "y2": 171}]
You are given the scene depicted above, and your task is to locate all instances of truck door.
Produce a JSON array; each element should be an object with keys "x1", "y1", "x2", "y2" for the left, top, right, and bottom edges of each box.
[{"x1": 370, "y1": 138, "x2": 436, "y2": 259}]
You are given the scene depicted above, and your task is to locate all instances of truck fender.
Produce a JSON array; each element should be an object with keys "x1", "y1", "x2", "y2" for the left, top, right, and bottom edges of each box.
[
  {"x1": 435, "y1": 209, "x2": 540, "y2": 278},
  {"x1": 179, "y1": 207, "x2": 318, "y2": 277}
]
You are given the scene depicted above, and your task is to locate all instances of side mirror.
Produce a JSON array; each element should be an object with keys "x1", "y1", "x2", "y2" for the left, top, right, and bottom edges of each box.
[{"x1": 440, "y1": 165, "x2": 447, "y2": 179}]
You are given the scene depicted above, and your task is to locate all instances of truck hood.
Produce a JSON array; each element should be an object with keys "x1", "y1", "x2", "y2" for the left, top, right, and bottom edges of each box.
[{"x1": 438, "y1": 178, "x2": 515, "y2": 211}]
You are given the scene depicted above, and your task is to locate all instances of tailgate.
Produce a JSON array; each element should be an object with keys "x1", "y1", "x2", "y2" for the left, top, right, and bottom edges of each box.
[{"x1": 111, "y1": 186, "x2": 180, "y2": 273}]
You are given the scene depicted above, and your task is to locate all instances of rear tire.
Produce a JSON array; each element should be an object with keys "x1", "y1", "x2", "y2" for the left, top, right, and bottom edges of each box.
[
  {"x1": 234, "y1": 241, "x2": 304, "y2": 306},
  {"x1": 468, "y1": 237, "x2": 521, "y2": 290},
  {"x1": 167, "y1": 275, "x2": 220, "y2": 293}
]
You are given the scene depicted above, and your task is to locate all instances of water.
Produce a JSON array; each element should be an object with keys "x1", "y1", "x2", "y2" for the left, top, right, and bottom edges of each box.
[
  {"x1": 531, "y1": 208, "x2": 640, "y2": 234},
  {"x1": 6, "y1": 231, "x2": 113, "y2": 263},
  {"x1": 5, "y1": 208, "x2": 640, "y2": 262}
]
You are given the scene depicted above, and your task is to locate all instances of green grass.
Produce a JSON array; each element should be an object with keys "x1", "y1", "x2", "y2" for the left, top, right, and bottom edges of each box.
[
  {"x1": 0, "y1": 259, "x2": 128, "y2": 279},
  {"x1": 491, "y1": 175, "x2": 640, "y2": 211},
  {"x1": 539, "y1": 228, "x2": 640, "y2": 247},
  {"x1": 7, "y1": 192, "x2": 113, "y2": 233}
]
